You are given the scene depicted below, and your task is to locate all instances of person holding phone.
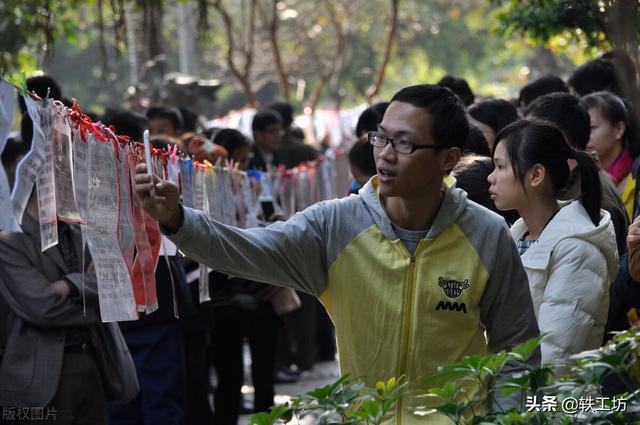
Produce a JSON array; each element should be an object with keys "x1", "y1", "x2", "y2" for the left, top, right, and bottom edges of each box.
[{"x1": 135, "y1": 84, "x2": 540, "y2": 423}]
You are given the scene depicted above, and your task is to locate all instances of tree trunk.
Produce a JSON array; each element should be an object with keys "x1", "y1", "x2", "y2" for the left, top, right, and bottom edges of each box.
[
  {"x1": 215, "y1": 0, "x2": 258, "y2": 107},
  {"x1": 308, "y1": 72, "x2": 331, "y2": 113},
  {"x1": 124, "y1": 2, "x2": 140, "y2": 85},
  {"x1": 261, "y1": 0, "x2": 290, "y2": 101},
  {"x1": 366, "y1": 0, "x2": 400, "y2": 103},
  {"x1": 177, "y1": 1, "x2": 197, "y2": 75},
  {"x1": 606, "y1": 0, "x2": 640, "y2": 111}
]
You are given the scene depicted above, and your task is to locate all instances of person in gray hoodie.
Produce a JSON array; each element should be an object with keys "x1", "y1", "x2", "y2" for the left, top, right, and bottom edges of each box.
[{"x1": 135, "y1": 84, "x2": 541, "y2": 422}]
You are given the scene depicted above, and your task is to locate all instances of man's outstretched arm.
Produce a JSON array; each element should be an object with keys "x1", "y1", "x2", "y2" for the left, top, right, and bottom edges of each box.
[{"x1": 133, "y1": 163, "x2": 329, "y2": 295}]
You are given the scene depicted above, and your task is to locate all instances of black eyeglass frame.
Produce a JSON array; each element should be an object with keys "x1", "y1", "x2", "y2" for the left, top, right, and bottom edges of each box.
[{"x1": 367, "y1": 131, "x2": 442, "y2": 154}]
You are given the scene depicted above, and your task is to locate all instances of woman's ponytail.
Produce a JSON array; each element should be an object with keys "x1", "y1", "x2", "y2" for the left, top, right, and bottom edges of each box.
[{"x1": 572, "y1": 149, "x2": 602, "y2": 226}]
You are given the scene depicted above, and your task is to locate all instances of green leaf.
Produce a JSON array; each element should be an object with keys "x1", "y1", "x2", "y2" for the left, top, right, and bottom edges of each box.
[{"x1": 510, "y1": 336, "x2": 544, "y2": 361}]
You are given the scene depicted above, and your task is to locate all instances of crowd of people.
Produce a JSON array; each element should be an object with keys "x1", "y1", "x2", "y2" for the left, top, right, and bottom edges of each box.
[{"x1": 1, "y1": 49, "x2": 640, "y2": 425}]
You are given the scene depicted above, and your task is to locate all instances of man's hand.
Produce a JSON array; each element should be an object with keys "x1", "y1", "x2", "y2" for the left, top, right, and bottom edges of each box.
[
  {"x1": 628, "y1": 216, "x2": 640, "y2": 281},
  {"x1": 133, "y1": 162, "x2": 183, "y2": 232},
  {"x1": 52, "y1": 280, "x2": 71, "y2": 300},
  {"x1": 628, "y1": 216, "x2": 640, "y2": 247}
]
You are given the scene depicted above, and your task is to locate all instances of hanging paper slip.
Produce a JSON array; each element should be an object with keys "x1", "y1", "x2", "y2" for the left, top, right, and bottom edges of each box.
[
  {"x1": 128, "y1": 148, "x2": 158, "y2": 314},
  {"x1": 179, "y1": 157, "x2": 194, "y2": 208},
  {"x1": 192, "y1": 165, "x2": 206, "y2": 212},
  {"x1": 116, "y1": 143, "x2": 135, "y2": 272},
  {"x1": 205, "y1": 166, "x2": 221, "y2": 221},
  {"x1": 191, "y1": 166, "x2": 210, "y2": 303},
  {"x1": 72, "y1": 128, "x2": 90, "y2": 221},
  {"x1": 242, "y1": 173, "x2": 261, "y2": 228},
  {"x1": 36, "y1": 101, "x2": 58, "y2": 252},
  {"x1": 85, "y1": 136, "x2": 137, "y2": 322},
  {"x1": 12, "y1": 97, "x2": 47, "y2": 224},
  {"x1": 52, "y1": 107, "x2": 83, "y2": 224},
  {"x1": 0, "y1": 79, "x2": 15, "y2": 150},
  {"x1": 0, "y1": 80, "x2": 19, "y2": 231},
  {"x1": 199, "y1": 264, "x2": 211, "y2": 303},
  {"x1": 220, "y1": 168, "x2": 237, "y2": 226},
  {"x1": 231, "y1": 169, "x2": 247, "y2": 228}
]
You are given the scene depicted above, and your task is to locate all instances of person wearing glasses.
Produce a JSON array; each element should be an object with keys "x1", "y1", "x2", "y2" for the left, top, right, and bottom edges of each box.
[
  {"x1": 134, "y1": 84, "x2": 540, "y2": 423},
  {"x1": 248, "y1": 109, "x2": 286, "y2": 172}
]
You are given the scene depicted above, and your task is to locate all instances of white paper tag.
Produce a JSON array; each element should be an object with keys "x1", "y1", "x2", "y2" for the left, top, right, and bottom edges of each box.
[
  {"x1": 158, "y1": 235, "x2": 178, "y2": 256},
  {"x1": 36, "y1": 102, "x2": 58, "y2": 251},
  {"x1": 12, "y1": 97, "x2": 46, "y2": 224},
  {"x1": 0, "y1": 80, "x2": 19, "y2": 231},
  {"x1": 199, "y1": 264, "x2": 211, "y2": 303},
  {"x1": 72, "y1": 129, "x2": 90, "y2": 221},
  {"x1": 0, "y1": 79, "x2": 16, "y2": 153},
  {"x1": 85, "y1": 136, "x2": 137, "y2": 322},
  {"x1": 53, "y1": 111, "x2": 83, "y2": 224},
  {"x1": 179, "y1": 158, "x2": 194, "y2": 209}
]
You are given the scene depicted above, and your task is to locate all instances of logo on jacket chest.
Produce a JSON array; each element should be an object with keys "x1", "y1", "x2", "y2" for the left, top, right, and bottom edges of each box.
[
  {"x1": 437, "y1": 277, "x2": 470, "y2": 298},
  {"x1": 435, "y1": 277, "x2": 470, "y2": 314}
]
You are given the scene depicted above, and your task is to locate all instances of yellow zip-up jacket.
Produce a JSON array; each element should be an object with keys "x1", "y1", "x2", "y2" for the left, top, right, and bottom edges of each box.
[{"x1": 167, "y1": 176, "x2": 540, "y2": 424}]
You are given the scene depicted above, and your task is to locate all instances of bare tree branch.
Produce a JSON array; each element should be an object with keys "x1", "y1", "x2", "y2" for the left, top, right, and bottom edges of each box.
[
  {"x1": 213, "y1": 0, "x2": 258, "y2": 106},
  {"x1": 366, "y1": 0, "x2": 400, "y2": 103},
  {"x1": 259, "y1": 0, "x2": 290, "y2": 101}
]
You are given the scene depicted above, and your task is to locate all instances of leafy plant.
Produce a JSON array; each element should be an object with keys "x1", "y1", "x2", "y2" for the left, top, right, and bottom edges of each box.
[
  {"x1": 251, "y1": 327, "x2": 640, "y2": 424},
  {"x1": 249, "y1": 374, "x2": 407, "y2": 425}
]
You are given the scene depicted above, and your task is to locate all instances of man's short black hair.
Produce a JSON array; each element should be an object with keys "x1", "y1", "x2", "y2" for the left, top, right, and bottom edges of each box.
[
  {"x1": 213, "y1": 128, "x2": 250, "y2": 157},
  {"x1": 252, "y1": 109, "x2": 283, "y2": 133},
  {"x1": 355, "y1": 102, "x2": 389, "y2": 138},
  {"x1": 267, "y1": 102, "x2": 294, "y2": 128},
  {"x1": 463, "y1": 125, "x2": 490, "y2": 157},
  {"x1": 519, "y1": 75, "x2": 568, "y2": 107},
  {"x1": 178, "y1": 107, "x2": 199, "y2": 133},
  {"x1": 102, "y1": 108, "x2": 148, "y2": 141},
  {"x1": 468, "y1": 99, "x2": 518, "y2": 135},
  {"x1": 569, "y1": 58, "x2": 622, "y2": 97},
  {"x1": 18, "y1": 75, "x2": 63, "y2": 114},
  {"x1": 348, "y1": 138, "x2": 376, "y2": 176},
  {"x1": 146, "y1": 106, "x2": 184, "y2": 132},
  {"x1": 390, "y1": 84, "x2": 470, "y2": 149},
  {"x1": 436, "y1": 75, "x2": 475, "y2": 106},
  {"x1": 524, "y1": 92, "x2": 591, "y2": 150}
]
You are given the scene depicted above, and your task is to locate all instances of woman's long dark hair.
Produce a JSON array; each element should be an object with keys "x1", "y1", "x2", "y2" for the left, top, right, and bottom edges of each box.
[{"x1": 492, "y1": 119, "x2": 602, "y2": 226}]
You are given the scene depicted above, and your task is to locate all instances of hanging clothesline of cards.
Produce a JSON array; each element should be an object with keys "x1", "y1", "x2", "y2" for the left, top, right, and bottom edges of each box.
[{"x1": 0, "y1": 79, "x2": 350, "y2": 323}]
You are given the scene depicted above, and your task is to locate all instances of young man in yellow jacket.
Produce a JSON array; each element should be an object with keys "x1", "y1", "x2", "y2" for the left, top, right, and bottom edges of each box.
[{"x1": 135, "y1": 84, "x2": 540, "y2": 424}]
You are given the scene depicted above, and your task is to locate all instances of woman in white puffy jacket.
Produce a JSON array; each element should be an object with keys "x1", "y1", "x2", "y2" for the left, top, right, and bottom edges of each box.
[{"x1": 488, "y1": 119, "x2": 619, "y2": 373}]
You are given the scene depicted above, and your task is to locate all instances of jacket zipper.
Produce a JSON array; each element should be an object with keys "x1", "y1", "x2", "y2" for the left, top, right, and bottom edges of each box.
[{"x1": 396, "y1": 253, "x2": 417, "y2": 425}]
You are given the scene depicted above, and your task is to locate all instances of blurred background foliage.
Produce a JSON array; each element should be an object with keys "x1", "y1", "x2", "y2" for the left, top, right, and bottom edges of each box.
[{"x1": 0, "y1": 0, "x2": 635, "y2": 116}]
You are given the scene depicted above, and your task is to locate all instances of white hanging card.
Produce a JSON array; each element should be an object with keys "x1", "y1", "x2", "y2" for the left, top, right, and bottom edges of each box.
[
  {"x1": 36, "y1": 102, "x2": 58, "y2": 251},
  {"x1": 85, "y1": 136, "x2": 137, "y2": 322},
  {"x1": 179, "y1": 158, "x2": 194, "y2": 209},
  {"x1": 72, "y1": 129, "x2": 90, "y2": 221},
  {"x1": 52, "y1": 109, "x2": 83, "y2": 224},
  {"x1": 12, "y1": 97, "x2": 47, "y2": 224},
  {"x1": 0, "y1": 80, "x2": 19, "y2": 231}
]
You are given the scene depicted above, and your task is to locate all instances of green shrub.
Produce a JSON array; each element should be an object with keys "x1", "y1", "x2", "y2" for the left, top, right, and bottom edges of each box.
[{"x1": 250, "y1": 328, "x2": 640, "y2": 424}]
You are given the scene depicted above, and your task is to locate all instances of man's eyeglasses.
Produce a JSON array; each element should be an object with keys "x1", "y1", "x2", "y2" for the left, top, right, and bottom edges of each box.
[
  {"x1": 265, "y1": 128, "x2": 285, "y2": 137},
  {"x1": 368, "y1": 131, "x2": 440, "y2": 154}
]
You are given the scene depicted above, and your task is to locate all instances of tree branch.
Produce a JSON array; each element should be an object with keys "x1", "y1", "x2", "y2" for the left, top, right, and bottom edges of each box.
[
  {"x1": 214, "y1": 0, "x2": 257, "y2": 106},
  {"x1": 259, "y1": 0, "x2": 290, "y2": 101},
  {"x1": 366, "y1": 0, "x2": 400, "y2": 103}
]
